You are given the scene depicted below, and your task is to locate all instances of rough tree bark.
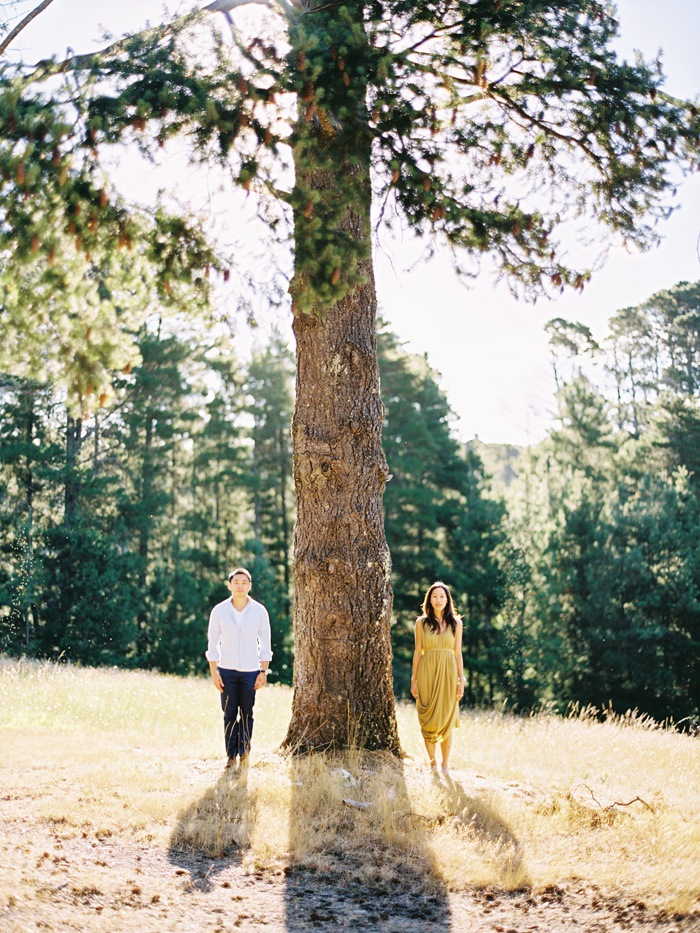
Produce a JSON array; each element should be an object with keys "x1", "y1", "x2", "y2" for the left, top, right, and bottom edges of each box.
[
  {"x1": 284, "y1": 255, "x2": 400, "y2": 754},
  {"x1": 282, "y1": 21, "x2": 400, "y2": 750}
]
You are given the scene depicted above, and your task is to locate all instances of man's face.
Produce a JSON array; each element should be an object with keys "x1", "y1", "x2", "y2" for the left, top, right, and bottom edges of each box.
[{"x1": 228, "y1": 573, "x2": 252, "y2": 597}]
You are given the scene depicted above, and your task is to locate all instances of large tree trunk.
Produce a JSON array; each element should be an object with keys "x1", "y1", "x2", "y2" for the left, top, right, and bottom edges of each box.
[
  {"x1": 284, "y1": 278, "x2": 400, "y2": 751},
  {"x1": 282, "y1": 12, "x2": 400, "y2": 753},
  {"x1": 284, "y1": 265, "x2": 399, "y2": 753}
]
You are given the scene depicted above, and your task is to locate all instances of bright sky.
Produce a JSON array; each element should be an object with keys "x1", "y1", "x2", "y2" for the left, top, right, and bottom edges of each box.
[{"x1": 11, "y1": 0, "x2": 700, "y2": 446}]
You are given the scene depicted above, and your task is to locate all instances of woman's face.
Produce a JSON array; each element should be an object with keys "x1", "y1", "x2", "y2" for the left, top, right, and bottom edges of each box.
[{"x1": 430, "y1": 587, "x2": 448, "y2": 616}]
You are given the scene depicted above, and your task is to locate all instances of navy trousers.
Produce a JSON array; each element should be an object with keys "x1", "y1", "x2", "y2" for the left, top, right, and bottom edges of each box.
[{"x1": 219, "y1": 668, "x2": 258, "y2": 758}]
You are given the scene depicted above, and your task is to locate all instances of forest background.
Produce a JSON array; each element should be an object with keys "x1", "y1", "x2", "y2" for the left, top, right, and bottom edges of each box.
[
  {"x1": 1, "y1": 0, "x2": 699, "y2": 729},
  {"x1": 2, "y1": 278, "x2": 700, "y2": 724}
]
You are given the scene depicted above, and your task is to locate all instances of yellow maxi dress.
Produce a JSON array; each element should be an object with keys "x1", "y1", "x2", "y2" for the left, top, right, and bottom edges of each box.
[{"x1": 416, "y1": 622, "x2": 459, "y2": 743}]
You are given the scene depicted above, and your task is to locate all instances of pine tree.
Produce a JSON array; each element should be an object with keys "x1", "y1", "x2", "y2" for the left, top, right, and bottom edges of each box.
[
  {"x1": 3, "y1": 0, "x2": 698, "y2": 749},
  {"x1": 244, "y1": 332, "x2": 295, "y2": 680},
  {"x1": 378, "y1": 323, "x2": 505, "y2": 699},
  {"x1": 0, "y1": 377, "x2": 58, "y2": 654},
  {"x1": 444, "y1": 446, "x2": 506, "y2": 707}
]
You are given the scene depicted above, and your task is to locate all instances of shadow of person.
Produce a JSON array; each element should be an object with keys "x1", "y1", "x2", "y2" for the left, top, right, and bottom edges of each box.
[
  {"x1": 283, "y1": 752, "x2": 452, "y2": 932},
  {"x1": 167, "y1": 762, "x2": 255, "y2": 893},
  {"x1": 441, "y1": 775, "x2": 530, "y2": 889}
]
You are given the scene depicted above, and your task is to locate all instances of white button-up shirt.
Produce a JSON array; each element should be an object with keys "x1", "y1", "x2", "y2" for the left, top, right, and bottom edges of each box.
[{"x1": 206, "y1": 597, "x2": 273, "y2": 671}]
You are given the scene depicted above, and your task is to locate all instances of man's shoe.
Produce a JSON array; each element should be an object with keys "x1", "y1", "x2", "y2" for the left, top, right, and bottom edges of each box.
[{"x1": 225, "y1": 756, "x2": 238, "y2": 770}]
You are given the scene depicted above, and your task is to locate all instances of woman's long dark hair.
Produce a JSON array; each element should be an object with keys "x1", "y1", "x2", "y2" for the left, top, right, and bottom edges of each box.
[{"x1": 419, "y1": 581, "x2": 460, "y2": 634}]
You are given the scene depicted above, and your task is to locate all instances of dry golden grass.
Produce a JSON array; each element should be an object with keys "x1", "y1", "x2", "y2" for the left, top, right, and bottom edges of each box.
[{"x1": 1, "y1": 658, "x2": 699, "y2": 917}]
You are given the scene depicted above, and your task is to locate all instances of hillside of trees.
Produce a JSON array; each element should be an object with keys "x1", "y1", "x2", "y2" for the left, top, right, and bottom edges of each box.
[{"x1": 2, "y1": 281, "x2": 699, "y2": 724}]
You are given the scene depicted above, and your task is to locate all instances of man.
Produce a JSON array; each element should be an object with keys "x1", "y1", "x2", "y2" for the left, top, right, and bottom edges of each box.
[{"x1": 206, "y1": 567, "x2": 272, "y2": 769}]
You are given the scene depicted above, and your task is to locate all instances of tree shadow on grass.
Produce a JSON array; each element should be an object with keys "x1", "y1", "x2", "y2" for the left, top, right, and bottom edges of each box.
[
  {"x1": 283, "y1": 753, "x2": 452, "y2": 932},
  {"x1": 167, "y1": 762, "x2": 255, "y2": 893}
]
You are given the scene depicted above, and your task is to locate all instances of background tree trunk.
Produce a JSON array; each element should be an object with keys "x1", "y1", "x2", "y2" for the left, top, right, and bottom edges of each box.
[{"x1": 64, "y1": 413, "x2": 82, "y2": 529}]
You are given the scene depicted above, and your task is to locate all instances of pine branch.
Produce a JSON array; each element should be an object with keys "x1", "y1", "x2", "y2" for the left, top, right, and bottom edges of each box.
[
  {"x1": 203, "y1": 0, "x2": 274, "y2": 12},
  {"x1": 16, "y1": 0, "x2": 283, "y2": 87},
  {"x1": 399, "y1": 22, "x2": 465, "y2": 56},
  {"x1": 0, "y1": 0, "x2": 56, "y2": 56},
  {"x1": 490, "y1": 85, "x2": 601, "y2": 167},
  {"x1": 19, "y1": 23, "x2": 179, "y2": 87}
]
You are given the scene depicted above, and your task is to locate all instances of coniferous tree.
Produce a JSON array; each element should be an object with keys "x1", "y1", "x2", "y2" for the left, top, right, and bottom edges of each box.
[
  {"x1": 39, "y1": 398, "x2": 140, "y2": 664},
  {"x1": 378, "y1": 323, "x2": 505, "y2": 697},
  {"x1": 444, "y1": 445, "x2": 506, "y2": 707},
  {"x1": 647, "y1": 282, "x2": 700, "y2": 399},
  {"x1": 607, "y1": 305, "x2": 659, "y2": 434},
  {"x1": 0, "y1": 377, "x2": 58, "y2": 654},
  {"x1": 654, "y1": 395, "x2": 700, "y2": 486},
  {"x1": 178, "y1": 345, "x2": 251, "y2": 673},
  {"x1": 244, "y1": 331, "x2": 295, "y2": 678},
  {"x1": 3, "y1": 1, "x2": 698, "y2": 749},
  {"x1": 502, "y1": 349, "x2": 700, "y2": 722},
  {"x1": 191, "y1": 350, "x2": 250, "y2": 577},
  {"x1": 111, "y1": 329, "x2": 184, "y2": 662}
]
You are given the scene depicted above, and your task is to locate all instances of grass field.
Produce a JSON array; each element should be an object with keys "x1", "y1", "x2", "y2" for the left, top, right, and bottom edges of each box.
[{"x1": 1, "y1": 658, "x2": 699, "y2": 928}]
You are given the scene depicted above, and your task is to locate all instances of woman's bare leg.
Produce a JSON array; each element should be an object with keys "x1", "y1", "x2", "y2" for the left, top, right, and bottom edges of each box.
[
  {"x1": 423, "y1": 737, "x2": 438, "y2": 770},
  {"x1": 440, "y1": 733, "x2": 452, "y2": 775}
]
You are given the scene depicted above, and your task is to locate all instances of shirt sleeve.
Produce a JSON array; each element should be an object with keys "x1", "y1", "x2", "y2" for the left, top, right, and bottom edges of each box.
[
  {"x1": 257, "y1": 606, "x2": 273, "y2": 663},
  {"x1": 205, "y1": 606, "x2": 221, "y2": 662}
]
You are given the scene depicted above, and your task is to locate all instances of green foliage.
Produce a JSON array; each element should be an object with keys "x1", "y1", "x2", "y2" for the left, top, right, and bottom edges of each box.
[
  {"x1": 2, "y1": 0, "x2": 698, "y2": 373},
  {"x1": 1, "y1": 11, "x2": 233, "y2": 402},
  {"x1": 1, "y1": 318, "x2": 512, "y2": 698},
  {"x1": 366, "y1": 0, "x2": 698, "y2": 292},
  {"x1": 3, "y1": 278, "x2": 699, "y2": 723},
  {"x1": 244, "y1": 333, "x2": 295, "y2": 681},
  {"x1": 377, "y1": 322, "x2": 506, "y2": 698},
  {"x1": 0, "y1": 326, "x2": 253, "y2": 673},
  {"x1": 287, "y1": 6, "x2": 375, "y2": 312},
  {"x1": 502, "y1": 300, "x2": 700, "y2": 722},
  {"x1": 605, "y1": 280, "x2": 700, "y2": 434},
  {"x1": 287, "y1": 0, "x2": 699, "y2": 309},
  {"x1": 40, "y1": 523, "x2": 140, "y2": 666},
  {"x1": 0, "y1": 377, "x2": 59, "y2": 654},
  {"x1": 242, "y1": 538, "x2": 293, "y2": 683}
]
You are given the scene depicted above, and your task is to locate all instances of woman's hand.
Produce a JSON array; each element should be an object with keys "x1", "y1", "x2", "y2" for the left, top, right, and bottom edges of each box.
[
  {"x1": 410, "y1": 677, "x2": 418, "y2": 699},
  {"x1": 454, "y1": 621, "x2": 465, "y2": 701}
]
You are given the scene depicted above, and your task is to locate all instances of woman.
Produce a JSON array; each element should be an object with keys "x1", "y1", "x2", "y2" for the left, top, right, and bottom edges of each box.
[{"x1": 410, "y1": 581, "x2": 465, "y2": 776}]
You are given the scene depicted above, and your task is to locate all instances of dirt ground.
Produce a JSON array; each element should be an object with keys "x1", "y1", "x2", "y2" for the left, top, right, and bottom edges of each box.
[{"x1": 1, "y1": 813, "x2": 698, "y2": 933}]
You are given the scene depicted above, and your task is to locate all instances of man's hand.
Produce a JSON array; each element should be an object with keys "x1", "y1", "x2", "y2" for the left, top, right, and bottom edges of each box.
[
  {"x1": 209, "y1": 662, "x2": 224, "y2": 693},
  {"x1": 254, "y1": 671, "x2": 268, "y2": 690}
]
